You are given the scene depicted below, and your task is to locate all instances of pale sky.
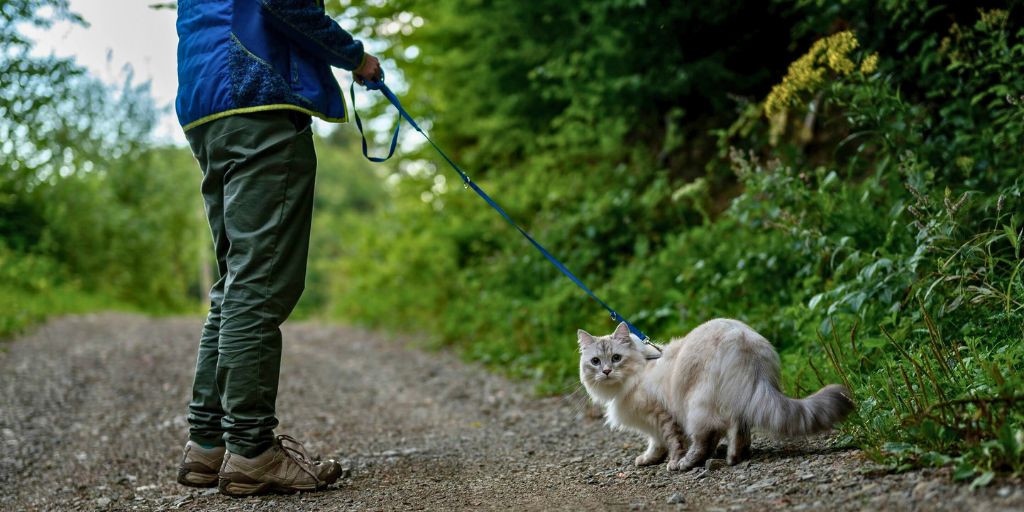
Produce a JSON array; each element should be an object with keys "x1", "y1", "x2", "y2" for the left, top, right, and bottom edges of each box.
[
  {"x1": 24, "y1": 0, "x2": 185, "y2": 144},
  {"x1": 24, "y1": 0, "x2": 389, "y2": 147}
]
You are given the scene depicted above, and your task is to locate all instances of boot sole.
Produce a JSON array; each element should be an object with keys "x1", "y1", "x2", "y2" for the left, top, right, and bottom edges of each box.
[
  {"x1": 177, "y1": 467, "x2": 219, "y2": 488},
  {"x1": 218, "y1": 476, "x2": 330, "y2": 497}
]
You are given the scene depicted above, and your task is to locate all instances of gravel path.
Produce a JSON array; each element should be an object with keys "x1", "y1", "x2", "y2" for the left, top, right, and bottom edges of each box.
[{"x1": 1, "y1": 313, "x2": 1021, "y2": 511}]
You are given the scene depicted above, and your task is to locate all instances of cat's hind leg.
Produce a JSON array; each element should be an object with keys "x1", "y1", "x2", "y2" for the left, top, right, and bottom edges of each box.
[
  {"x1": 726, "y1": 421, "x2": 752, "y2": 465},
  {"x1": 676, "y1": 428, "x2": 721, "y2": 471},
  {"x1": 634, "y1": 437, "x2": 667, "y2": 466}
]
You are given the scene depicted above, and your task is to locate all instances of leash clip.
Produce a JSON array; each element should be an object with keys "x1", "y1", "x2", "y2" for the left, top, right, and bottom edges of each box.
[{"x1": 643, "y1": 337, "x2": 663, "y2": 353}]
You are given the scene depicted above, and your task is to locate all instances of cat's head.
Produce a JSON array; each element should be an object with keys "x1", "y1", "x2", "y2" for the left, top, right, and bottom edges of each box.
[{"x1": 577, "y1": 322, "x2": 647, "y2": 399}]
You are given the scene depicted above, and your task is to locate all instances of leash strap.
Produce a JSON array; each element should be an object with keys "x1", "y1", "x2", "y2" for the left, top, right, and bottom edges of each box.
[{"x1": 350, "y1": 78, "x2": 655, "y2": 344}]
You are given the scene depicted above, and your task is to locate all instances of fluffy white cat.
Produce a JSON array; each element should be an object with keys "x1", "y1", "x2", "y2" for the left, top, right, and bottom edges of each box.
[{"x1": 578, "y1": 320, "x2": 854, "y2": 470}]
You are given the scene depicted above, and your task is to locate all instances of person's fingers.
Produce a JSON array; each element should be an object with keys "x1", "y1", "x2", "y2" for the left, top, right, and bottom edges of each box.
[{"x1": 353, "y1": 54, "x2": 383, "y2": 86}]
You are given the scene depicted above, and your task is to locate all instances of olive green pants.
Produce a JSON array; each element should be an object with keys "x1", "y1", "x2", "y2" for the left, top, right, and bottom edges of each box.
[{"x1": 185, "y1": 111, "x2": 316, "y2": 458}]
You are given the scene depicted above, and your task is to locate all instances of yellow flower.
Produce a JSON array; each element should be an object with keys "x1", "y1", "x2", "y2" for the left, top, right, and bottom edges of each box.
[
  {"x1": 764, "y1": 31, "x2": 878, "y2": 117},
  {"x1": 822, "y1": 31, "x2": 858, "y2": 75},
  {"x1": 978, "y1": 9, "x2": 1008, "y2": 28},
  {"x1": 860, "y1": 53, "x2": 879, "y2": 74}
]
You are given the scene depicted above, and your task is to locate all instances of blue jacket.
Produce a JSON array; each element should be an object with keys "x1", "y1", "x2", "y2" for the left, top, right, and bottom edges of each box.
[{"x1": 176, "y1": 0, "x2": 365, "y2": 131}]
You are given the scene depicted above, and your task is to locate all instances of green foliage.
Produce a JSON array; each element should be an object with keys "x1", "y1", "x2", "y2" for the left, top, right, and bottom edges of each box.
[
  {"x1": 313, "y1": 0, "x2": 1024, "y2": 479},
  {"x1": 1, "y1": 0, "x2": 205, "y2": 332},
  {"x1": 0, "y1": 245, "x2": 131, "y2": 337}
]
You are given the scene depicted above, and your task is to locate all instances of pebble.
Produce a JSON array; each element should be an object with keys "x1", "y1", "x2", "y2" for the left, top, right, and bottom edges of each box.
[
  {"x1": 912, "y1": 481, "x2": 941, "y2": 501},
  {"x1": 666, "y1": 492, "x2": 686, "y2": 504},
  {"x1": 96, "y1": 497, "x2": 111, "y2": 507},
  {"x1": 744, "y1": 479, "x2": 774, "y2": 493},
  {"x1": 705, "y1": 458, "x2": 727, "y2": 471}
]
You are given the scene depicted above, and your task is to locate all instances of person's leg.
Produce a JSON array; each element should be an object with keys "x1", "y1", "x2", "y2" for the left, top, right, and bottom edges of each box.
[
  {"x1": 177, "y1": 121, "x2": 233, "y2": 488},
  {"x1": 187, "y1": 132, "x2": 231, "y2": 447},
  {"x1": 213, "y1": 111, "x2": 317, "y2": 458}
]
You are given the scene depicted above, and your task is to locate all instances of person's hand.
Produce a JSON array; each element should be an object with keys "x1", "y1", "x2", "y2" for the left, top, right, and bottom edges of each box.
[{"x1": 353, "y1": 53, "x2": 382, "y2": 85}]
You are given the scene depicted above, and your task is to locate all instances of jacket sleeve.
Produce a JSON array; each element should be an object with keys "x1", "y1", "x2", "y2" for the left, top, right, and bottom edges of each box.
[{"x1": 259, "y1": 0, "x2": 366, "y2": 71}]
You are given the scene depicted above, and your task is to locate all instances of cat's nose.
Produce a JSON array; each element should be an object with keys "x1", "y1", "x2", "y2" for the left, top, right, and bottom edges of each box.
[{"x1": 602, "y1": 368, "x2": 611, "y2": 375}]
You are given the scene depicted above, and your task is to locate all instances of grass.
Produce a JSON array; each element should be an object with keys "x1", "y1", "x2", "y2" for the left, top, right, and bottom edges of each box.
[
  {"x1": 812, "y1": 216, "x2": 1024, "y2": 483},
  {"x1": 0, "y1": 247, "x2": 140, "y2": 339},
  {"x1": 0, "y1": 282, "x2": 134, "y2": 339}
]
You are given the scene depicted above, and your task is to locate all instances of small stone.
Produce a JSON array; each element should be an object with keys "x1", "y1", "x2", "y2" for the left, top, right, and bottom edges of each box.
[
  {"x1": 629, "y1": 502, "x2": 645, "y2": 510},
  {"x1": 705, "y1": 458, "x2": 727, "y2": 471},
  {"x1": 997, "y1": 487, "x2": 1011, "y2": 498},
  {"x1": 912, "y1": 481, "x2": 940, "y2": 501},
  {"x1": 666, "y1": 492, "x2": 686, "y2": 505},
  {"x1": 96, "y1": 497, "x2": 112, "y2": 507},
  {"x1": 799, "y1": 473, "x2": 815, "y2": 481},
  {"x1": 744, "y1": 479, "x2": 773, "y2": 493}
]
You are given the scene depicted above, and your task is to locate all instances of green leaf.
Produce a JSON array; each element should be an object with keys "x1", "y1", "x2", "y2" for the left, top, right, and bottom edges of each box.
[
  {"x1": 953, "y1": 463, "x2": 976, "y2": 481},
  {"x1": 969, "y1": 471, "x2": 995, "y2": 490},
  {"x1": 1004, "y1": 224, "x2": 1020, "y2": 252},
  {"x1": 862, "y1": 337, "x2": 887, "y2": 349}
]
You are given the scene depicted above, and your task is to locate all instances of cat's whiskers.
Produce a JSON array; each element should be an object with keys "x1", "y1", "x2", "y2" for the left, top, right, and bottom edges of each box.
[{"x1": 560, "y1": 383, "x2": 592, "y2": 418}]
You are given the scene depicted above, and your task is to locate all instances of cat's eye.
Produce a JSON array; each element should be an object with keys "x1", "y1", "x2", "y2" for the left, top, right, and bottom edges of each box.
[
  {"x1": 611, "y1": 354, "x2": 622, "y2": 362},
  {"x1": 590, "y1": 357, "x2": 601, "y2": 366}
]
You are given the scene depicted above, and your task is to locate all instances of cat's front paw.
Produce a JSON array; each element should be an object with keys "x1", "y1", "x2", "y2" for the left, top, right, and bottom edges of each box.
[
  {"x1": 666, "y1": 459, "x2": 683, "y2": 471},
  {"x1": 635, "y1": 453, "x2": 665, "y2": 467}
]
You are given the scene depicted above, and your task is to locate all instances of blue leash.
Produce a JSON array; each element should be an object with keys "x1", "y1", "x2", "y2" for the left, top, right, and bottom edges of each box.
[{"x1": 351, "y1": 76, "x2": 656, "y2": 346}]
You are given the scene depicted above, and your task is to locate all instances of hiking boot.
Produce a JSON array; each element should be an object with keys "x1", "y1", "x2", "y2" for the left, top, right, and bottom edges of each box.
[
  {"x1": 218, "y1": 434, "x2": 343, "y2": 496},
  {"x1": 177, "y1": 441, "x2": 225, "y2": 488}
]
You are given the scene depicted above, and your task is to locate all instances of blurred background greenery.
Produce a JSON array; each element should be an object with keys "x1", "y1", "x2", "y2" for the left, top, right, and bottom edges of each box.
[{"x1": 2, "y1": 0, "x2": 1021, "y2": 482}]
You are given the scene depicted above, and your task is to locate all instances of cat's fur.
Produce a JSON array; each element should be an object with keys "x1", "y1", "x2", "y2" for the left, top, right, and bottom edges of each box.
[{"x1": 578, "y1": 319, "x2": 854, "y2": 470}]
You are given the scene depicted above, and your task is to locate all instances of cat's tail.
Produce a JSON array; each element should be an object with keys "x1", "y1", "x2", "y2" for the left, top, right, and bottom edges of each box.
[{"x1": 744, "y1": 382, "x2": 855, "y2": 436}]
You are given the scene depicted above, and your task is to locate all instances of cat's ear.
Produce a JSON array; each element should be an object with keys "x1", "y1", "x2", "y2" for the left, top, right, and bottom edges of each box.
[
  {"x1": 613, "y1": 322, "x2": 632, "y2": 343},
  {"x1": 577, "y1": 329, "x2": 596, "y2": 349}
]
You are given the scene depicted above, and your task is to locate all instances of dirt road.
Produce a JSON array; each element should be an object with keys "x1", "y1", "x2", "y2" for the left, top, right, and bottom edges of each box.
[{"x1": 0, "y1": 313, "x2": 1021, "y2": 511}]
